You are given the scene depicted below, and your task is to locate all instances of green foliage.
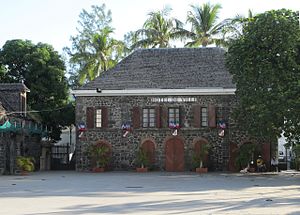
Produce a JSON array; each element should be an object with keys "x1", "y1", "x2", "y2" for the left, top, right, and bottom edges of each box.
[
  {"x1": 0, "y1": 39, "x2": 71, "y2": 141},
  {"x1": 184, "y1": 2, "x2": 224, "y2": 47},
  {"x1": 226, "y1": 9, "x2": 300, "y2": 144},
  {"x1": 235, "y1": 144, "x2": 256, "y2": 169},
  {"x1": 220, "y1": 10, "x2": 255, "y2": 48},
  {"x1": 0, "y1": 64, "x2": 6, "y2": 81},
  {"x1": 135, "y1": 148, "x2": 149, "y2": 168},
  {"x1": 132, "y1": 7, "x2": 185, "y2": 49},
  {"x1": 192, "y1": 144, "x2": 210, "y2": 168},
  {"x1": 88, "y1": 143, "x2": 110, "y2": 168},
  {"x1": 16, "y1": 156, "x2": 35, "y2": 172},
  {"x1": 293, "y1": 144, "x2": 300, "y2": 170},
  {"x1": 65, "y1": 4, "x2": 125, "y2": 86}
]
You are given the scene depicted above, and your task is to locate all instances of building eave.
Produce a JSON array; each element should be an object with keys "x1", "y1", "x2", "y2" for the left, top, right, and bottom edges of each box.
[{"x1": 72, "y1": 88, "x2": 236, "y2": 97}]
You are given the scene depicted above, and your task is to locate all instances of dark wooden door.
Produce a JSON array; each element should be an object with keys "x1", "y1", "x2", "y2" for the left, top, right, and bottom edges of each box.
[
  {"x1": 165, "y1": 138, "x2": 184, "y2": 171},
  {"x1": 142, "y1": 140, "x2": 155, "y2": 165}
]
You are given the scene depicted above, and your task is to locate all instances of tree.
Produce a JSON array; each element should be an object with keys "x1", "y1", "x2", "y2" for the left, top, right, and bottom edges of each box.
[
  {"x1": 226, "y1": 9, "x2": 300, "y2": 145},
  {"x1": 65, "y1": 4, "x2": 124, "y2": 86},
  {"x1": 123, "y1": 31, "x2": 139, "y2": 55},
  {"x1": 0, "y1": 39, "x2": 71, "y2": 140},
  {"x1": 183, "y1": 3, "x2": 223, "y2": 47},
  {"x1": 0, "y1": 64, "x2": 7, "y2": 81},
  {"x1": 131, "y1": 7, "x2": 185, "y2": 49},
  {"x1": 220, "y1": 10, "x2": 255, "y2": 47}
]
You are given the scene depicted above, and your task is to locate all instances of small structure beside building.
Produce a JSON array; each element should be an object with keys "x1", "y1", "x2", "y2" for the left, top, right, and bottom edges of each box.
[
  {"x1": 73, "y1": 48, "x2": 271, "y2": 172},
  {"x1": 0, "y1": 83, "x2": 49, "y2": 174}
]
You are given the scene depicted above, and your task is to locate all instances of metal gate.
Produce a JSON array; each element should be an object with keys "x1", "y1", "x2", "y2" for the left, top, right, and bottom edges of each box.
[{"x1": 51, "y1": 145, "x2": 75, "y2": 170}]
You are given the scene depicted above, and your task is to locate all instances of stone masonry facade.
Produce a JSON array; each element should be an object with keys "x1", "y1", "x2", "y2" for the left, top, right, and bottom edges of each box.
[
  {"x1": 75, "y1": 94, "x2": 249, "y2": 171},
  {"x1": 0, "y1": 83, "x2": 43, "y2": 175}
]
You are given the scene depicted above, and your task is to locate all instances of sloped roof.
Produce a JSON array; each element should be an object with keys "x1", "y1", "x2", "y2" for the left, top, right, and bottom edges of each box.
[
  {"x1": 0, "y1": 102, "x2": 5, "y2": 113},
  {"x1": 0, "y1": 83, "x2": 30, "y2": 92},
  {"x1": 81, "y1": 47, "x2": 234, "y2": 90},
  {"x1": 0, "y1": 83, "x2": 29, "y2": 112}
]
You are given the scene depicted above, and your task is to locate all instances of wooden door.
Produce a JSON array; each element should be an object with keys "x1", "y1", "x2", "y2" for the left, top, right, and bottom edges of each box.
[
  {"x1": 165, "y1": 137, "x2": 184, "y2": 171},
  {"x1": 142, "y1": 140, "x2": 155, "y2": 165}
]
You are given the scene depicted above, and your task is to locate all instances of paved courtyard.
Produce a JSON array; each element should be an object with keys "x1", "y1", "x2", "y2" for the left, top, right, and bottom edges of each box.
[{"x1": 0, "y1": 171, "x2": 299, "y2": 215}]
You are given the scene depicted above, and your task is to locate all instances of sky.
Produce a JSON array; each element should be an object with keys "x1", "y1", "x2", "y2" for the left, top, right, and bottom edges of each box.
[{"x1": 0, "y1": 0, "x2": 299, "y2": 54}]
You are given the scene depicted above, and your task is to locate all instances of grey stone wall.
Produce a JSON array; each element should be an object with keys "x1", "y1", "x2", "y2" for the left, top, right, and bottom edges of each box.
[
  {"x1": 0, "y1": 131, "x2": 42, "y2": 175},
  {"x1": 76, "y1": 95, "x2": 245, "y2": 171},
  {"x1": 0, "y1": 133, "x2": 16, "y2": 175},
  {"x1": 0, "y1": 134, "x2": 6, "y2": 174}
]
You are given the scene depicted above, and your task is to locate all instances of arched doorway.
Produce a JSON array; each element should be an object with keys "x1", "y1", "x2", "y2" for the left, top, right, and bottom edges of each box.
[
  {"x1": 165, "y1": 137, "x2": 184, "y2": 171},
  {"x1": 141, "y1": 140, "x2": 155, "y2": 166},
  {"x1": 90, "y1": 140, "x2": 112, "y2": 169},
  {"x1": 193, "y1": 138, "x2": 209, "y2": 169}
]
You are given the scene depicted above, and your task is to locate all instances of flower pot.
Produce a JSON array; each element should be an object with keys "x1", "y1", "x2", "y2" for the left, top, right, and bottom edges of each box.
[
  {"x1": 136, "y1": 167, "x2": 148, "y2": 172},
  {"x1": 20, "y1": 171, "x2": 29, "y2": 176},
  {"x1": 196, "y1": 167, "x2": 208, "y2": 173},
  {"x1": 92, "y1": 167, "x2": 105, "y2": 172}
]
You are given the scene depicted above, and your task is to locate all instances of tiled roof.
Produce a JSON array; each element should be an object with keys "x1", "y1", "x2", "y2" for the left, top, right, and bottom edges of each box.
[
  {"x1": 0, "y1": 83, "x2": 30, "y2": 92},
  {"x1": 80, "y1": 47, "x2": 235, "y2": 90}
]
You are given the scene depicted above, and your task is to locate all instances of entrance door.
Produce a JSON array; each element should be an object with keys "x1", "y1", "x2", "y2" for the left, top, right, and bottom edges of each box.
[
  {"x1": 142, "y1": 140, "x2": 155, "y2": 165},
  {"x1": 165, "y1": 137, "x2": 184, "y2": 171}
]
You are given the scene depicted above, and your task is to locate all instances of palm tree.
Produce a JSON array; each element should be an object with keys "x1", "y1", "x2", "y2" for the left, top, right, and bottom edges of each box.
[
  {"x1": 65, "y1": 4, "x2": 125, "y2": 86},
  {"x1": 222, "y1": 9, "x2": 255, "y2": 41},
  {"x1": 183, "y1": 3, "x2": 223, "y2": 47},
  {"x1": 132, "y1": 7, "x2": 185, "y2": 49},
  {"x1": 69, "y1": 26, "x2": 124, "y2": 84}
]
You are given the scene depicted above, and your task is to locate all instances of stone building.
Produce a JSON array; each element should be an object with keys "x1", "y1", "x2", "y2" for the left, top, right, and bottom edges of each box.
[
  {"x1": 0, "y1": 83, "x2": 49, "y2": 174},
  {"x1": 73, "y1": 48, "x2": 271, "y2": 172}
]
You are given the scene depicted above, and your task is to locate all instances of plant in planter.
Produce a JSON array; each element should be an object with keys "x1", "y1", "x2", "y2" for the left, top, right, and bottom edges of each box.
[
  {"x1": 88, "y1": 143, "x2": 110, "y2": 172},
  {"x1": 16, "y1": 156, "x2": 35, "y2": 175},
  {"x1": 193, "y1": 144, "x2": 210, "y2": 173},
  {"x1": 135, "y1": 148, "x2": 149, "y2": 172}
]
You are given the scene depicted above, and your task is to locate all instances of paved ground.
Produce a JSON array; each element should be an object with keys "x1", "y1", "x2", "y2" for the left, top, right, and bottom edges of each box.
[{"x1": 0, "y1": 171, "x2": 299, "y2": 215}]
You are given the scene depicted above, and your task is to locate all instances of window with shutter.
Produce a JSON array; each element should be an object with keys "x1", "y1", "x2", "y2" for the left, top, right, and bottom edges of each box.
[
  {"x1": 168, "y1": 107, "x2": 180, "y2": 126},
  {"x1": 142, "y1": 108, "x2": 155, "y2": 128},
  {"x1": 216, "y1": 107, "x2": 227, "y2": 123},
  {"x1": 201, "y1": 107, "x2": 208, "y2": 127},
  {"x1": 96, "y1": 109, "x2": 102, "y2": 128}
]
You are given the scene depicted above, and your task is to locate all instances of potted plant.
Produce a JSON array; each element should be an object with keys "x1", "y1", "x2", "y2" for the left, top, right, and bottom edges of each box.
[
  {"x1": 135, "y1": 148, "x2": 149, "y2": 172},
  {"x1": 16, "y1": 156, "x2": 35, "y2": 175},
  {"x1": 88, "y1": 143, "x2": 110, "y2": 172},
  {"x1": 193, "y1": 144, "x2": 210, "y2": 173}
]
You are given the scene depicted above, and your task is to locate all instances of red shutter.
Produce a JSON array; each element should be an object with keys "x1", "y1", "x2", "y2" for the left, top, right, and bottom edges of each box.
[
  {"x1": 179, "y1": 106, "x2": 185, "y2": 128},
  {"x1": 208, "y1": 104, "x2": 216, "y2": 128},
  {"x1": 161, "y1": 106, "x2": 168, "y2": 128},
  {"x1": 155, "y1": 106, "x2": 161, "y2": 128},
  {"x1": 86, "y1": 107, "x2": 95, "y2": 129},
  {"x1": 132, "y1": 106, "x2": 140, "y2": 129},
  {"x1": 102, "y1": 107, "x2": 108, "y2": 128},
  {"x1": 193, "y1": 105, "x2": 201, "y2": 128}
]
